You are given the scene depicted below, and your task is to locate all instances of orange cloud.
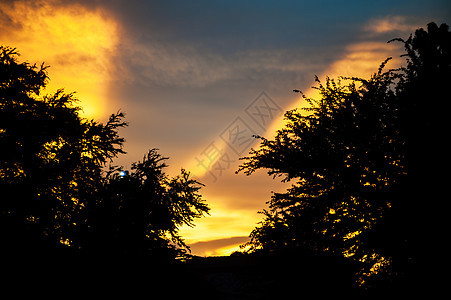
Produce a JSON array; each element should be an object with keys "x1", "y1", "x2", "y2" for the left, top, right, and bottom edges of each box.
[
  {"x1": 179, "y1": 164, "x2": 289, "y2": 256},
  {"x1": 364, "y1": 15, "x2": 421, "y2": 34},
  {"x1": 179, "y1": 199, "x2": 259, "y2": 244},
  {"x1": 0, "y1": 0, "x2": 119, "y2": 119},
  {"x1": 264, "y1": 15, "x2": 421, "y2": 140},
  {"x1": 188, "y1": 236, "x2": 249, "y2": 257},
  {"x1": 264, "y1": 39, "x2": 405, "y2": 139}
]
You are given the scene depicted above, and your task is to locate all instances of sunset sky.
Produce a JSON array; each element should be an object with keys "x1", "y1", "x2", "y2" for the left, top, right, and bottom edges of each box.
[{"x1": 1, "y1": 0, "x2": 449, "y2": 256}]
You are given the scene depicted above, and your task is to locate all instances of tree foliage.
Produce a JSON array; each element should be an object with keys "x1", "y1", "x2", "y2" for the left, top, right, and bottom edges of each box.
[
  {"x1": 86, "y1": 150, "x2": 209, "y2": 259},
  {"x1": 238, "y1": 22, "x2": 450, "y2": 287},
  {"x1": 0, "y1": 46, "x2": 209, "y2": 260}
]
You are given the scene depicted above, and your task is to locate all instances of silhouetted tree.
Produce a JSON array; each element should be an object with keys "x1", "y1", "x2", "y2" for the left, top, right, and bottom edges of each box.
[
  {"x1": 368, "y1": 22, "x2": 451, "y2": 291},
  {"x1": 238, "y1": 22, "x2": 450, "y2": 289},
  {"x1": 84, "y1": 149, "x2": 209, "y2": 260},
  {"x1": 0, "y1": 46, "x2": 209, "y2": 260},
  {"x1": 0, "y1": 46, "x2": 126, "y2": 256}
]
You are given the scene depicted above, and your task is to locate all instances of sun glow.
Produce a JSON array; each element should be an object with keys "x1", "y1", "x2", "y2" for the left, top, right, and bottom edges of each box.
[
  {"x1": 0, "y1": 0, "x2": 119, "y2": 119},
  {"x1": 185, "y1": 139, "x2": 230, "y2": 178},
  {"x1": 180, "y1": 201, "x2": 256, "y2": 242},
  {"x1": 205, "y1": 244, "x2": 243, "y2": 257}
]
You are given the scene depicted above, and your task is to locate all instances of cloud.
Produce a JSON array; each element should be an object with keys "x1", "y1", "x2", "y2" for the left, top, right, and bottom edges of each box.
[
  {"x1": 0, "y1": 0, "x2": 119, "y2": 118},
  {"x1": 262, "y1": 16, "x2": 417, "y2": 140},
  {"x1": 364, "y1": 15, "x2": 423, "y2": 35},
  {"x1": 112, "y1": 39, "x2": 340, "y2": 90},
  {"x1": 179, "y1": 200, "x2": 260, "y2": 243},
  {"x1": 116, "y1": 43, "x2": 233, "y2": 88},
  {"x1": 96, "y1": 0, "x2": 357, "y2": 90},
  {"x1": 188, "y1": 236, "x2": 249, "y2": 256}
]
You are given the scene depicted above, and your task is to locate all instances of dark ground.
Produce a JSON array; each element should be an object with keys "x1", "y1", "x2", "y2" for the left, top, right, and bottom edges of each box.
[{"x1": 5, "y1": 249, "x2": 421, "y2": 299}]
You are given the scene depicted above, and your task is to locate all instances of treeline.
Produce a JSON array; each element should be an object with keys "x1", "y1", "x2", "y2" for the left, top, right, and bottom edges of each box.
[
  {"x1": 238, "y1": 22, "x2": 450, "y2": 292},
  {"x1": 0, "y1": 46, "x2": 209, "y2": 261},
  {"x1": 1, "y1": 21, "x2": 449, "y2": 296}
]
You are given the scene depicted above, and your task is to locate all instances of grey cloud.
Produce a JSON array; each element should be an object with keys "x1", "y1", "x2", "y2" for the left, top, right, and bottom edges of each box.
[
  {"x1": 188, "y1": 236, "x2": 249, "y2": 256},
  {"x1": 118, "y1": 43, "x2": 233, "y2": 88},
  {"x1": 114, "y1": 42, "x2": 343, "y2": 89}
]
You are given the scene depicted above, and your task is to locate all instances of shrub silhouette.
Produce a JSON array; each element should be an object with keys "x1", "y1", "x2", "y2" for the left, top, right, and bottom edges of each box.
[
  {"x1": 238, "y1": 22, "x2": 450, "y2": 289},
  {"x1": 0, "y1": 46, "x2": 209, "y2": 260}
]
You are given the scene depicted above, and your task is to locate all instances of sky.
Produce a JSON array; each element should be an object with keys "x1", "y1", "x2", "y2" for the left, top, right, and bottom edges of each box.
[{"x1": 1, "y1": 0, "x2": 449, "y2": 256}]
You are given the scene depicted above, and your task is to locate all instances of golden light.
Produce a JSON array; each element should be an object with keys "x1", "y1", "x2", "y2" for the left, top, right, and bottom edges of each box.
[
  {"x1": 263, "y1": 40, "x2": 404, "y2": 139},
  {"x1": 0, "y1": 0, "x2": 119, "y2": 119},
  {"x1": 185, "y1": 139, "x2": 230, "y2": 179},
  {"x1": 179, "y1": 200, "x2": 256, "y2": 243},
  {"x1": 206, "y1": 244, "x2": 243, "y2": 257}
]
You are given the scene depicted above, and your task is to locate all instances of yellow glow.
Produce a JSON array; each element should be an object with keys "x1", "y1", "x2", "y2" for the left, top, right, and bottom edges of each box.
[
  {"x1": 59, "y1": 237, "x2": 72, "y2": 247},
  {"x1": 180, "y1": 201, "x2": 257, "y2": 245},
  {"x1": 364, "y1": 16, "x2": 420, "y2": 34},
  {"x1": 264, "y1": 41, "x2": 403, "y2": 139},
  {"x1": 0, "y1": 0, "x2": 119, "y2": 119},
  {"x1": 343, "y1": 230, "x2": 362, "y2": 241},
  {"x1": 324, "y1": 42, "x2": 402, "y2": 79},
  {"x1": 185, "y1": 139, "x2": 230, "y2": 178},
  {"x1": 343, "y1": 245, "x2": 358, "y2": 258},
  {"x1": 205, "y1": 244, "x2": 243, "y2": 257}
]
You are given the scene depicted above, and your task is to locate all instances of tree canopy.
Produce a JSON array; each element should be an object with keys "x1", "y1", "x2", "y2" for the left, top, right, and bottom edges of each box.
[
  {"x1": 85, "y1": 150, "x2": 209, "y2": 259},
  {"x1": 0, "y1": 46, "x2": 209, "y2": 260},
  {"x1": 238, "y1": 22, "x2": 450, "y2": 288}
]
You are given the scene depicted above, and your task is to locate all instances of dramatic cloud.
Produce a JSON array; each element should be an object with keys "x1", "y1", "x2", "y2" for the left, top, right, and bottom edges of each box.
[
  {"x1": 189, "y1": 236, "x2": 249, "y2": 257},
  {"x1": 0, "y1": 0, "x2": 119, "y2": 118}
]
